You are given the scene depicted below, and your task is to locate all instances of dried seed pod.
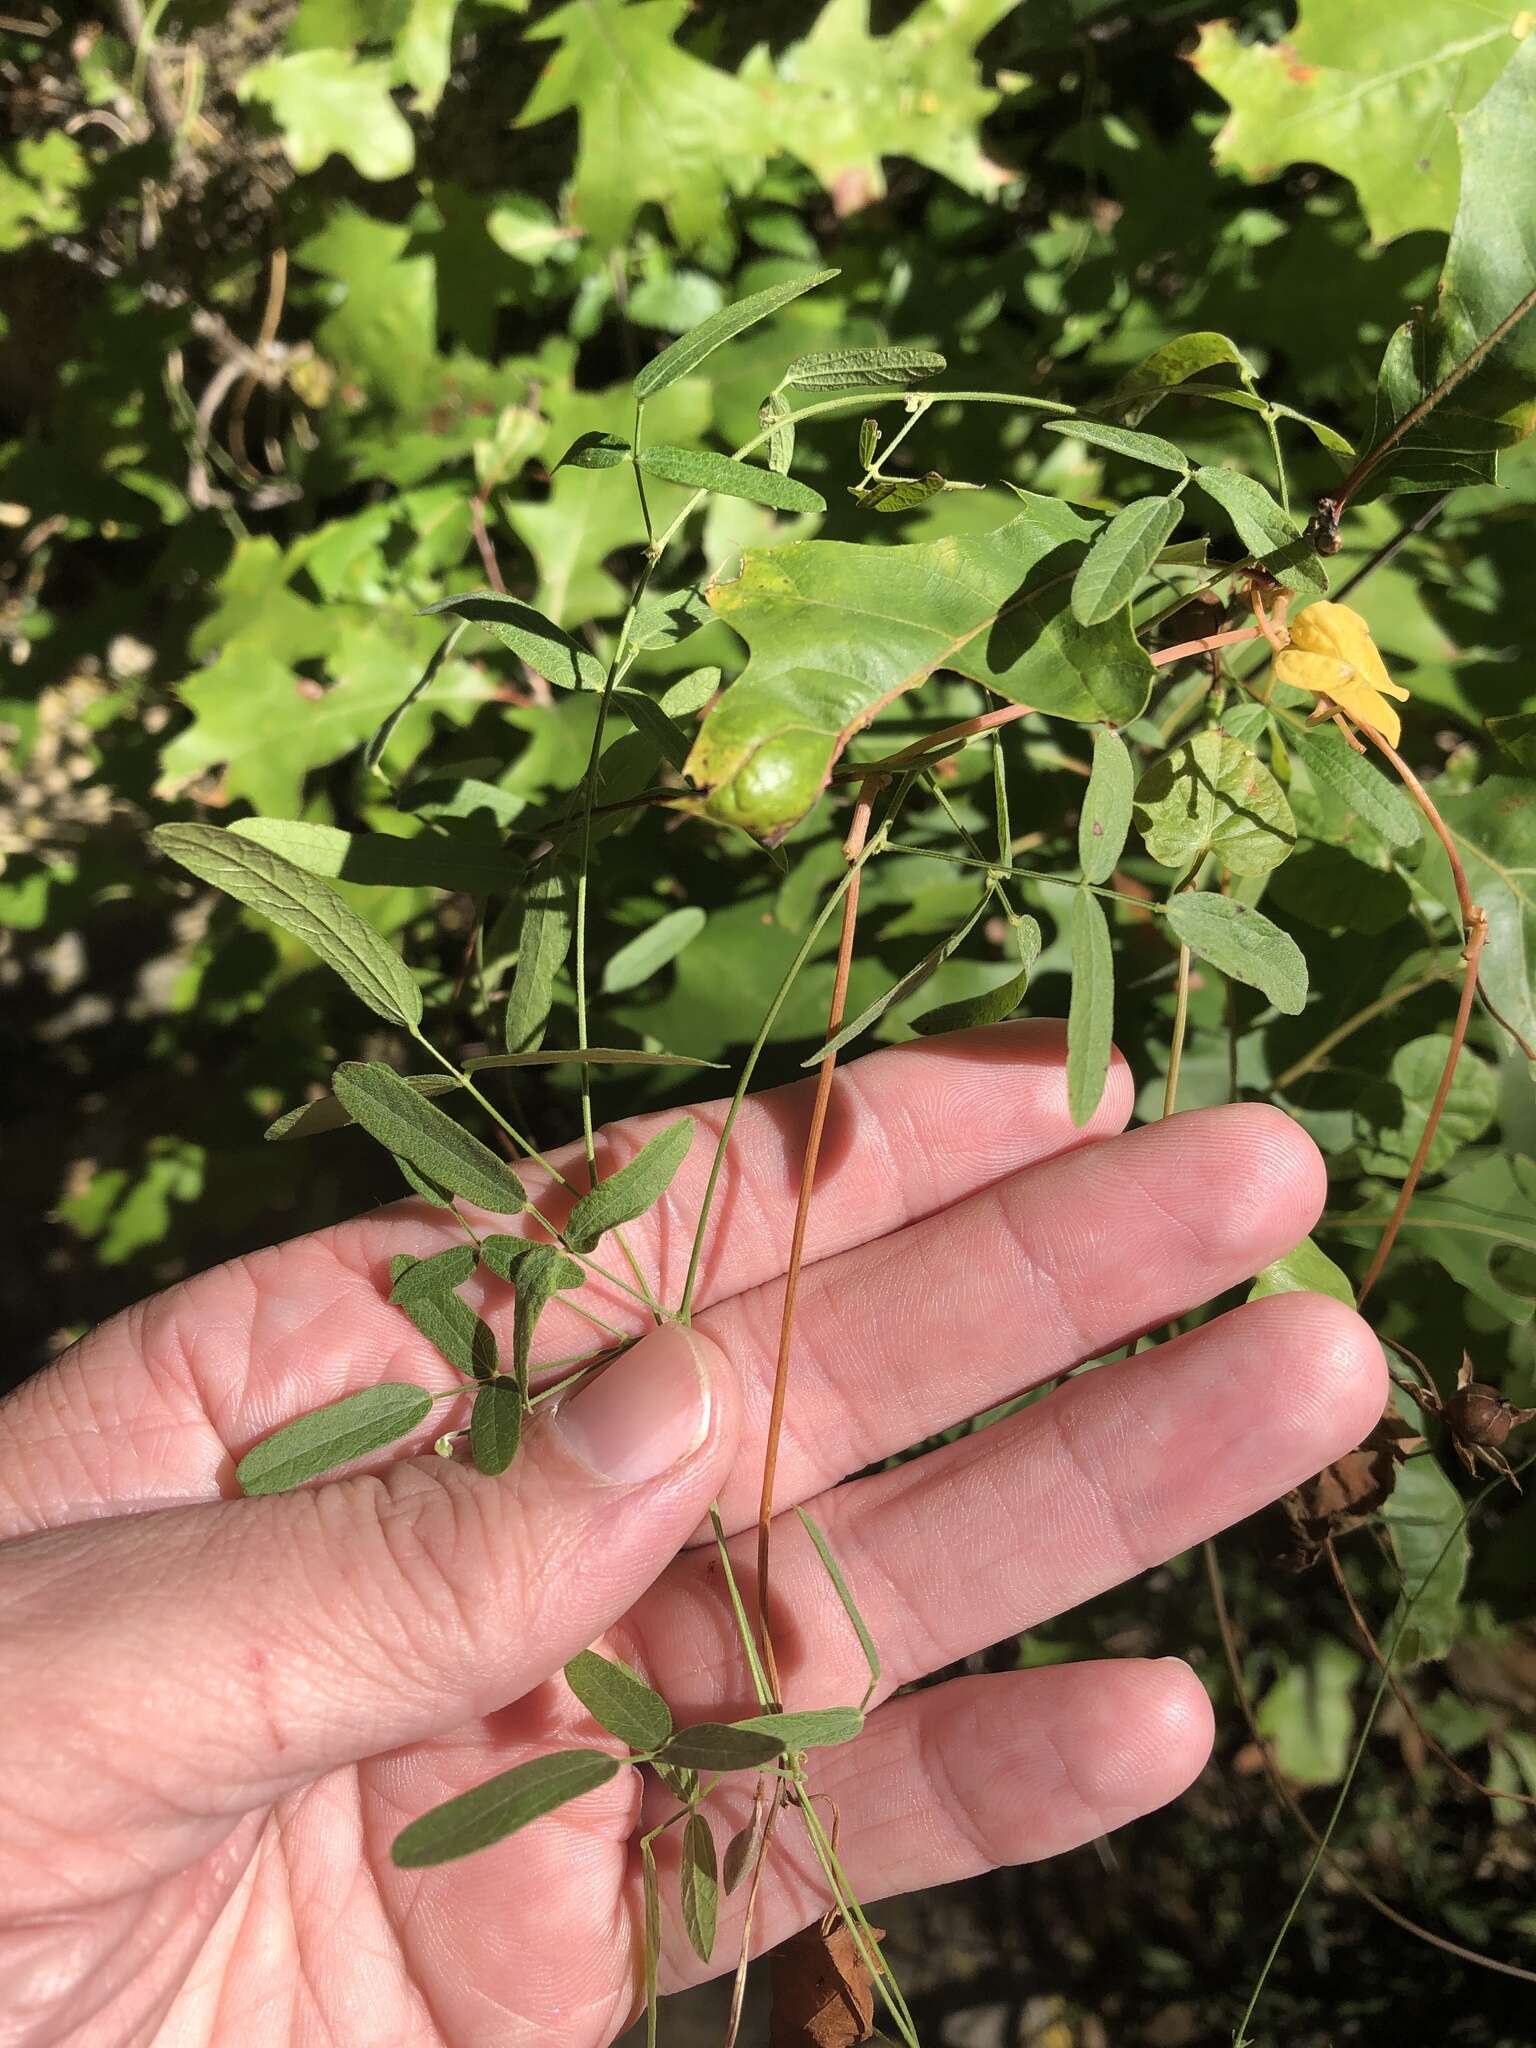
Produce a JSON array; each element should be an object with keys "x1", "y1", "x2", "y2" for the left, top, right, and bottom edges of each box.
[
  {"x1": 769, "y1": 1911, "x2": 883, "y2": 2048},
  {"x1": 1447, "y1": 1379, "x2": 1519, "y2": 1448}
]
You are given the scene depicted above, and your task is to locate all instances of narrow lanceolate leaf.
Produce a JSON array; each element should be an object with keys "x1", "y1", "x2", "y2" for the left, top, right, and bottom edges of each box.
[
  {"x1": 469, "y1": 1380, "x2": 523, "y2": 1475},
  {"x1": 1164, "y1": 893, "x2": 1308, "y2": 1015},
  {"x1": 389, "y1": 1254, "x2": 500, "y2": 1379},
  {"x1": 231, "y1": 817, "x2": 512, "y2": 897},
  {"x1": 659, "y1": 1723, "x2": 788, "y2": 1772},
  {"x1": 388, "y1": 1243, "x2": 477, "y2": 1299},
  {"x1": 399, "y1": 1159, "x2": 455, "y2": 1209},
  {"x1": 236, "y1": 1384, "x2": 434, "y2": 1496},
  {"x1": 265, "y1": 1073, "x2": 459, "y2": 1142},
  {"x1": 733, "y1": 1708, "x2": 865, "y2": 1750},
  {"x1": 601, "y1": 905, "x2": 706, "y2": 994},
  {"x1": 633, "y1": 268, "x2": 838, "y2": 399},
  {"x1": 859, "y1": 472, "x2": 948, "y2": 514},
  {"x1": 1079, "y1": 728, "x2": 1135, "y2": 884},
  {"x1": 635, "y1": 444, "x2": 825, "y2": 515},
  {"x1": 796, "y1": 1507, "x2": 881, "y2": 1707},
  {"x1": 681, "y1": 1813, "x2": 718, "y2": 1966},
  {"x1": 503, "y1": 866, "x2": 573, "y2": 1054},
  {"x1": 1293, "y1": 724, "x2": 1421, "y2": 848},
  {"x1": 564, "y1": 1649, "x2": 673, "y2": 1752},
  {"x1": 391, "y1": 1749, "x2": 621, "y2": 1867},
  {"x1": 911, "y1": 917, "x2": 1041, "y2": 1036},
  {"x1": 419, "y1": 592, "x2": 605, "y2": 692},
  {"x1": 784, "y1": 345, "x2": 946, "y2": 390},
  {"x1": 641, "y1": 1839, "x2": 660, "y2": 2048},
  {"x1": 564, "y1": 1118, "x2": 695, "y2": 1254},
  {"x1": 154, "y1": 824, "x2": 422, "y2": 1030},
  {"x1": 1191, "y1": 467, "x2": 1327, "y2": 595},
  {"x1": 759, "y1": 390, "x2": 795, "y2": 475},
  {"x1": 615, "y1": 687, "x2": 693, "y2": 771},
  {"x1": 554, "y1": 429, "x2": 632, "y2": 471},
  {"x1": 365, "y1": 619, "x2": 464, "y2": 774},
  {"x1": 1042, "y1": 419, "x2": 1190, "y2": 474},
  {"x1": 479, "y1": 1238, "x2": 583, "y2": 1395},
  {"x1": 335, "y1": 1062, "x2": 528, "y2": 1216},
  {"x1": 1071, "y1": 495, "x2": 1182, "y2": 626},
  {"x1": 803, "y1": 900, "x2": 989, "y2": 1064},
  {"x1": 1067, "y1": 888, "x2": 1115, "y2": 1128},
  {"x1": 466, "y1": 1048, "x2": 722, "y2": 1073}
]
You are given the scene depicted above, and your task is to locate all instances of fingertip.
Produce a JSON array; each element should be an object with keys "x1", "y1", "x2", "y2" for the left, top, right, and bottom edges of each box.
[{"x1": 1272, "y1": 1289, "x2": 1388, "y2": 1453}]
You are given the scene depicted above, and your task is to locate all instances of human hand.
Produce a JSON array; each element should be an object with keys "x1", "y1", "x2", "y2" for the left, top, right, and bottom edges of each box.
[{"x1": 0, "y1": 1023, "x2": 1382, "y2": 2047}]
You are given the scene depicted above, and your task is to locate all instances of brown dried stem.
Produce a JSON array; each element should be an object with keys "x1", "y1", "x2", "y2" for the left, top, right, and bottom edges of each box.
[{"x1": 755, "y1": 780, "x2": 880, "y2": 1704}]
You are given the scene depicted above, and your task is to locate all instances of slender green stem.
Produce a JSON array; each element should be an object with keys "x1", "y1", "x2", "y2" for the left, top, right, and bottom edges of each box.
[
  {"x1": 882, "y1": 838, "x2": 1157, "y2": 908},
  {"x1": 794, "y1": 1787, "x2": 921, "y2": 2048},
  {"x1": 676, "y1": 814, "x2": 897, "y2": 1322}
]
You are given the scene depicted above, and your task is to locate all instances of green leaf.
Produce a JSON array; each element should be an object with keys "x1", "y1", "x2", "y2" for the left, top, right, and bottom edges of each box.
[
  {"x1": 784, "y1": 345, "x2": 946, "y2": 390},
  {"x1": 1191, "y1": 8, "x2": 1519, "y2": 244},
  {"x1": 153, "y1": 824, "x2": 423, "y2": 1031},
  {"x1": 1255, "y1": 1638, "x2": 1361, "y2": 1788},
  {"x1": 1488, "y1": 711, "x2": 1536, "y2": 769},
  {"x1": 1292, "y1": 724, "x2": 1422, "y2": 849},
  {"x1": 1436, "y1": 776, "x2": 1536, "y2": 1054},
  {"x1": 364, "y1": 621, "x2": 463, "y2": 776},
  {"x1": 686, "y1": 496, "x2": 1155, "y2": 840},
  {"x1": 641, "y1": 1837, "x2": 660, "y2": 2048},
  {"x1": 1045, "y1": 419, "x2": 1190, "y2": 474},
  {"x1": 1104, "y1": 332, "x2": 1252, "y2": 425},
  {"x1": 1192, "y1": 467, "x2": 1327, "y2": 595},
  {"x1": 399, "y1": 1160, "x2": 456, "y2": 1210},
  {"x1": 419, "y1": 592, "x2": 606, "y2": 692},
  {"x1": 564, "y1": 1118, "x2": 695, "y2": 1255},
  {"x1": 632, "y1": 586, "x2": 714, "y2": 650},
  {"x1": 229, "y1": 817, "x2": 511, "y2": 897},
  {"x1": 334, "y1": 1062, "x2": 528, "y2": 1216},
  {"x1": 236, "y1": 1384, "x2": 434, "y2": 1496},
  {"x1": 659, "y1": 1722, "x2": 787, "y2": 1771},
  {"x1": 680, "y1": 1812, "x2": 718, "y2": 1966},
  {"x1": 1164, "y1": 894, "x2": 1308, "y2": 1015},
  {"x1": 1066, "y1": 888, "x2": 1115, "y2": 1128},
  {"x1": 239, "y1": 50, "x2": 415, "y2": 181},
  {"x1": 615, "y1": 687, "x2": 693, "y2": 772},
  {"x1": 265, "y1": 1073, "x2": 459, "y2": 1142},
  {"x1": 1249, "y1": 1236, "x2": 1355, "y2": 1307},
  {"x1": 858, "y1": 471, "x2": 950, "y2": 515},
  {"x1": 389, "y1": 1253, "x2": 500, "y2": 1380},
  {"x1": 601, "y1": 905, "x2": 706, "y2": 994},
  {"x1": 796, "y1": 1507, "x2": 881, "y2": 1707},
  {"x1": 388, "y1": 1244, "x2": 478, "y2": 1300},
  {"x1": 564, "y1": 1649, "x2": 674, "y2": 1752},
  {"x1": 1079, "y1": 728, "x2": 1135, "y2": 884},
  {"x1": 1354, "y1": 1035, "x2": 1499, "y2": 1180},
  {"x1": 733, "y1": 1707, "x2": 865, "y2": 1750},
  {"x1": 555, "y1": 431, "x2": 633, "y2": 471},
  {"x1": 479, "y1": 1238, "x2": 583, "y2": 1395},
  {"x1": 466, "y1": 1048, "x2": 722, "y2": 1073},
  {"x1": 1332, "y1": 1153, "x2": 1536, "y2": 1324},
  {"x1": 911, "y1": 917, "x2": 1041, "y2": 1036},
  {"x1": 391, "y1": 1749, "x2": 621, "y2": 1867},
  {"x1": 635, "y1": 444, "x2": 826, "y2": 515},
  {"x1": 469, "y1": 1380, "x2": 523, "y2": 1476},
  {"x1": 803, "y1": 900, "x2": 989, "y2": 1064},
  {"x1": 633, "y1": 269, "x2": 839, "y2": 398},
  {"x1": 1134, "y1": 733, "x2": 1295, "y2": 877},
  {"x1": 1383, "y1": 1451, "x2": 1470, "y2": 1666},
  {"x1": 504, "y1": 867, "x2": 573, "y2": 1055},
  {"x1": 660, "y1": 666, "x2": 721, "y2": 717},
  {"x1": 759, "y1": 391, "x2": 795, "y2": 476},
  {"x1": 1072, "y1": 496, "x2": 1182, "y2": 625}
]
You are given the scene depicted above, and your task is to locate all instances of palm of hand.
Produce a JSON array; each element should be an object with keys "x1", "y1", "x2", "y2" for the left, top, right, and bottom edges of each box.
[{"x1": 0, "y1": 1026, "x2": 1381, "y2": 2047}]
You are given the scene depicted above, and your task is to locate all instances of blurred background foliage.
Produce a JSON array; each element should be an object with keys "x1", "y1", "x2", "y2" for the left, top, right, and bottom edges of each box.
[{"x1": 2, "y1": 3, "x2": 1535, "y2": 2043}]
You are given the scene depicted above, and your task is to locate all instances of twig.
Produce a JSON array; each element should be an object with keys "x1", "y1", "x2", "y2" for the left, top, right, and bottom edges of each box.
[
  {"x1": 755, "y1": 779, "x2": 879, "y2": 1705},
  {"x1": 470, "y1": 492, "x2": 507, "y2": 594}
]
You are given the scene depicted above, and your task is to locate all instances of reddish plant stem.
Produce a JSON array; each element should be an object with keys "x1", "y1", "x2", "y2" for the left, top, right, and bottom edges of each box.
[
  {"x1": 755, "y1": 780, "x2": 879, "y2": 1704},
  {"x1": 1352, "y1": 721, "x2": 1489, "y2": 1308},
  {"x1": 470, "y1": 491, "x2": 506, "y2": 593}
]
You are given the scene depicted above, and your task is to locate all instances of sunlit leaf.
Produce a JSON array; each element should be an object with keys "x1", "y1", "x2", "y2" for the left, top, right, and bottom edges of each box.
[
  {"x1": 504, "y1": 866, "x2": 573, "y2": 1055},
  {"x1": 601, "y1": 905, "x2": 706, "y2": 994},
  {"x1": 1071, "y1": 495, "x2": 1182, "y2": 625},
  {"x1": 1164, "y1": 894, "x2": 1308, "y2": 1015},
  {"x1": 1043, "y1": 418, "x2": 1190, "y2": 473},
  {"x1": 469, "y1": 1379, "x2": 523, "y2": 1475},
  {"x1": 555, "y1": 430, "x2": 633, "y2": 471},
  {"x1": 1066, "y1": 887, "x2": 1114, "y2": 1127},
  {"x1": 1192, "y1": 466, "x2": 1327, "y2": 594},
  {"x1": 635, "y1": 443, "x2": 825, "y2": 515},
  {"x1": 804, "y1": 900, "x2": 988, "y2": 1063},
  {"x1": 1135, "y1": 733, "x2": 1295, "y2": 876},
  {"x1": 389, "y1": 1252, "x2": 500, "y2": 1380},
  {"x1": 634, "y1": 269, "x2": 839, "y2": 397},
  {"x1": 334, "y1": 1062, "x2": 528, "y2": 1215},
  {"x1": 391, "y1": 1749, "x2": 621, "y2": 1867},
  {"x1": 784, "y1": 345, "x2": 946, "y2": 389},
  {"x1": 1079, "y1": 728, "x2": 1134, "y2": 884},
  {"x1": 420, "y1": 592, "x2": 606, "y2": 692},
  {"x1": 564, "y1": 1118, "x2": 695, "y2": 1254},
  {"x1": 154, "y1": 825, "x2": 422, "y2": 1030},
  {"x1": 564, "y1": 1649, "x2": 674, "y2": 1752},
  {"x1": 236, "y1": 1383, "x2": 434, "y2": 1496}
]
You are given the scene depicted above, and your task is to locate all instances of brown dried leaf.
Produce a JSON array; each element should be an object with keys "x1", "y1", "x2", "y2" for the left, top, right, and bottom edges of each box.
[
  {"x1": 769, "y1": 1913, "x2": 884, "y2": 2048},
  {"x1": 1279, "y1": 1411, "x2": 1418, "y2": 1567}
]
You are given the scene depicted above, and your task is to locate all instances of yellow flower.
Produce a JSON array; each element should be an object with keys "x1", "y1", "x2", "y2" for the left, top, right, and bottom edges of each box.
[{"x1": 1272, "y1": 601, "x2": 1411, "y2": 749}]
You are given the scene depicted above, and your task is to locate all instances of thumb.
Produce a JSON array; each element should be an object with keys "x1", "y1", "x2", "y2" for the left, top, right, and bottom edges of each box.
[{"x1": 0, "y1": 1323, "x2": 735, "y2": 1869}]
